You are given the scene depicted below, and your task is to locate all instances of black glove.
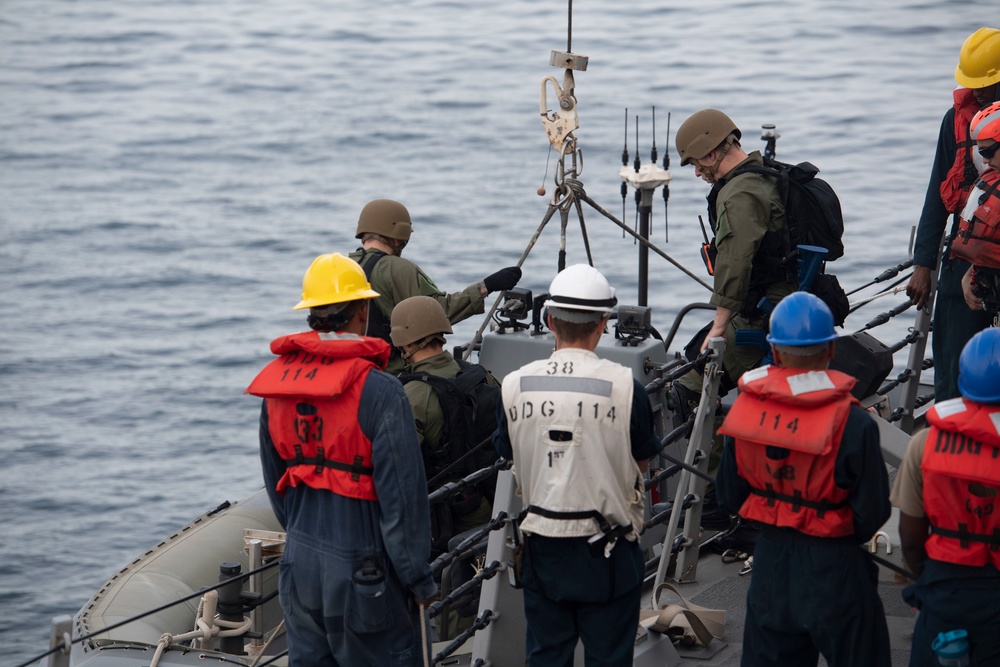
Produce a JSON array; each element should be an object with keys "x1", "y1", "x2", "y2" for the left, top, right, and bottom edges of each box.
[{"x1": 483, "y1": 266, "x2": 522, "y2": 294}]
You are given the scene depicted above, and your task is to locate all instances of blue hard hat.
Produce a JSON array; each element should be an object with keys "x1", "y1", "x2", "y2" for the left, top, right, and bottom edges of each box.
[
  {"x1": 958, "y1": 328, "x2": 1000, "y2": 404},
  {"x1": 766, "y1": 292, "x2": 838, "y2": 346}
]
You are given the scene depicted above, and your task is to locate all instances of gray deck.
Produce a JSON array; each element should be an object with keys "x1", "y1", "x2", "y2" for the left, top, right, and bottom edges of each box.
[{"x1": 664, "y1": 547, "x2": 915, "y2": 666}]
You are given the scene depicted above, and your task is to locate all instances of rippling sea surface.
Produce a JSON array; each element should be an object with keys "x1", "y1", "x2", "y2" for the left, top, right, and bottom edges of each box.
[{"x1": 2, "y1": 0, "x2": 994, "y2": 661}]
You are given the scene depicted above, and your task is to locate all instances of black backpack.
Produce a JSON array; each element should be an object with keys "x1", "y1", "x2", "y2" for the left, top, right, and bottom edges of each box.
[
  {"x1": 399, "y1": 359, "x2": 501, "y2": 501},
  {"x1": 732, "y1": 157, "x2": 846, "y2": 262},
  {"x1": 731, "y1": 158, "x2": 850, "y2": 325},
  {"x1": 400, "y1": 360, "x2": 502, "y2": 554}
]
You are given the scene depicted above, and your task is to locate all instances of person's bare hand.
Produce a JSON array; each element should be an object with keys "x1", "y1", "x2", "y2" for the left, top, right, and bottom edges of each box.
[
  {"x1": 906, "y1": 265, "x2": 932, "y2": 309},
  {"x1": 700, "y1": 322, "x2": 728, "y2": 352},
  {"x1": 960, "y1": 266, "x2": 982, "y2": 311}
]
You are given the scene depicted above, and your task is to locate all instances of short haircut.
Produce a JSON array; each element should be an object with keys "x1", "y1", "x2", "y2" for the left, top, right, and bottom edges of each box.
[
  {"x1": 361, "y1": 232, "x2": 407, "y2": 253},
  {"x1": 308, "y1": 299, "x2": 365, "y2": 332},
  {"x1": 772, "y1": 341, "x2": 831, "y2": 357},
  {"x1": 548, "y1": 313, "x2": 605, "y2": 343}
]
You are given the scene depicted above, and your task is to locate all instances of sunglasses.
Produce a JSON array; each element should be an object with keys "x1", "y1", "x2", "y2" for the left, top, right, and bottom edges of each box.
[{"x1": 979, "y1": 143, "x2": 1000, "y2": 160}]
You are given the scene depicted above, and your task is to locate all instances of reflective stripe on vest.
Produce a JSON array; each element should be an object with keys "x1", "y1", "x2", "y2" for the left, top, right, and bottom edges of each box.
[{"x1": 951, "y1": 169, "x2": 1000, "y2": 269}]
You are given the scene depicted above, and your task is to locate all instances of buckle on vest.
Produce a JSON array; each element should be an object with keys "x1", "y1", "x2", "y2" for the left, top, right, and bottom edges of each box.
[
  {"x1": 763, "y1": 483, "x2": 777, "y2": 508},
  {"x1": 791, "y1": 489, "x2": 803, "y2": 514},
  {"x1": 315, "y1": 446, "x2": 325, "y2": 475},
  {"x1": 351, "y1": 455, "x2": 364, "y2": 481}
]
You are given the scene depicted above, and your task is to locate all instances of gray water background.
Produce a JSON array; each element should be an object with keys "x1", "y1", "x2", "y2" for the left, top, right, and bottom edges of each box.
[{"x1": 2, "y1": 0, "x2": 994, "y2": 661}]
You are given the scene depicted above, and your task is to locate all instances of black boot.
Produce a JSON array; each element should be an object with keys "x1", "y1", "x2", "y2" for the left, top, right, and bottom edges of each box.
[{"x1": 668, "y1": 383, "x2": 701, "y2": 431}]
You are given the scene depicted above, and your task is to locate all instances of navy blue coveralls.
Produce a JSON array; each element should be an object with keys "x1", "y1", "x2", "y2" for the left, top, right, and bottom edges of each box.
[
  {"x1": 717, "y1": 404, "x2": 893, "y2": 667},
  {"x1": 259, "y1": 369, "x2": 436, "y2": 667},
  {"x1": 904, "y1": 559, "x2": 1000, "y2": 667},
  {"x1": 913, "y1": 106, "x2": 994, "y2": 400}
]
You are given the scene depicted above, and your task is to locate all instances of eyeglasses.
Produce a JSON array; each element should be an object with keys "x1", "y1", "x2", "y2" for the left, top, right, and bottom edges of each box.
[{"x1": 979, "y1": 142, "x2": 1000, "y2": 160}]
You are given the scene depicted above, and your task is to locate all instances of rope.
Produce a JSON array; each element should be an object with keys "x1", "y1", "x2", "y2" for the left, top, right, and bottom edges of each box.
[
  {"x1": 248, "y1": 620, "x2": 286, "y2": 667},
  {"x1": 148, "y1": 590, "x2": 253, "y2": 667},
  {"x1": 848, "y1": 284, "x2": 909, "y2": 309},
  {"x1": 15, "y1": 559, "x2": 281, "y2": 667}
]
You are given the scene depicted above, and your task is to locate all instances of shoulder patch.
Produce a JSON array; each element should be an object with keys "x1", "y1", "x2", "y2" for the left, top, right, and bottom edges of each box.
[
  {"x1": 742, "y1": 366, "x2": 771, "y2": 384},
  {"x1": 787, "y1": 371, "x2": 836, "y2": 396},
  {"x1": 934, "y1": 397, "x2": 968, "y2": 418}
]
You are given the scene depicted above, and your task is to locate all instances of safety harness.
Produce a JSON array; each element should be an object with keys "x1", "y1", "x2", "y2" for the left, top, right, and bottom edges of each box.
[{"x1": 355, "y1": 248, "x2": 401, "y2": 362}]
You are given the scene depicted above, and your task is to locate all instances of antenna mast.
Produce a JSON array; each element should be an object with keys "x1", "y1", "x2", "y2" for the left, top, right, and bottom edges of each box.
[{"x1": 618, "y1": 106, "x2": 672, "y2": 306}]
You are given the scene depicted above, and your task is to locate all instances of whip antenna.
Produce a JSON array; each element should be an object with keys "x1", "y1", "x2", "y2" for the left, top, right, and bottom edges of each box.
[
  {"x1": 663, "y1": 111, "x2": 671, "y2": 241},
  {"x1": 621, "y1": 108, "x2": 629, "y2": 233},
  {"x1": 651, "y1": 107, "x2": 658, "y2": 165}
]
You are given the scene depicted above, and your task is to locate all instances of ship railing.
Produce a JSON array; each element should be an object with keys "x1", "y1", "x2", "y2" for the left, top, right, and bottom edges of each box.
[
  {"x1": 427, "y1": 459, "x2": 510, "y2": 507},
  {"x1": 648, "y1": 337, "x2": 726, "y2": 589}
]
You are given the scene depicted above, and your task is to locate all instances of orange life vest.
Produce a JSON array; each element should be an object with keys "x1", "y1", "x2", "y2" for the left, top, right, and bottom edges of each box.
[
  {"x1": 245, "y1": 331, "x2": 391, "y2": 501},
  {"x1": 940, "y1": 88, "x2": 981, "y2": 214},
  {"x1": 922, "y1": 398, "x2": 1000, "y2": 569},
  {"x1": 719, "y1": 366, "x2": 858, "y2": 538},
  {"x1": 950, "y1": 168, "x2": 1000, "y2": 269}
]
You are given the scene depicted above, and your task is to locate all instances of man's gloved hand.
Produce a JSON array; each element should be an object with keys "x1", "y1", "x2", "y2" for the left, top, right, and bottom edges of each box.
[{"x1": 483, "y1": 266, "x2": 522, "y2": 294}]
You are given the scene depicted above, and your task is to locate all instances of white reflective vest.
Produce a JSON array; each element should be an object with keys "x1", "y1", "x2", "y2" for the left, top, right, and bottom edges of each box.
[{"x1": 502, "y1": 348, "x2": 644, "y2": 539}]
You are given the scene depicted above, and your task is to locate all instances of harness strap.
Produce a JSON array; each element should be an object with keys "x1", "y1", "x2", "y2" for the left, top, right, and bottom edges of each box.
[
  {"x1": 355, "y1": 249, "x2": 401, "y2": 361},
  {"x1": 357, "y1": 247, "x2": 386, "y2": 274},
  {"x1": 750, "y1": 483, "x2": 848, "y2": 518},
  {"x1": 526, "y1": 505, "x2": 630, "y2": 539},
  {"x1": 930, "y1": 522, "x2": 1000, "y2": 550},
  {"x1": 289, "y1": 444, "x2": 373, "y2": 480}
]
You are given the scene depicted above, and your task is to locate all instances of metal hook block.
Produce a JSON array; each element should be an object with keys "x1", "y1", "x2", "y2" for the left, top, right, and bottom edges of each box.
[
  {"x1": 540, "y1": 71, "x2": 579, "y2": 153},
  {"x1": 869, "y1": 530, "x2": 892, "y2": 554},
  {"x1": 548, "y1": 50, "x2": 588, "y2": 71}
]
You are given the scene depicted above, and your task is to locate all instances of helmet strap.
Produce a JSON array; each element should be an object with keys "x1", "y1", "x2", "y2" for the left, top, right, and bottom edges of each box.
[
  {"x1": 696, "y1": 137, "x2": 734, "y2": 182},
  {"x1": 362, "y1": 234, "x2": 407, "y2": 256},
  {"x1": 399, "y1": 334, "x2": 445, "y2": 362}
]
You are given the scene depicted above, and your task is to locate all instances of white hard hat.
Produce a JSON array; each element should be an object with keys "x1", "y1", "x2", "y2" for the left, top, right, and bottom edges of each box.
[{"x1": 544, "y1": 264, "x2": 617, "y2": 322}]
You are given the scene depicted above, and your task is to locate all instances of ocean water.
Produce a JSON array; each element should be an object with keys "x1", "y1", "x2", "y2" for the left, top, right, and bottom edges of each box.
[{"x1": 1, "y1": 0, "x2": 994, "y2": 662}]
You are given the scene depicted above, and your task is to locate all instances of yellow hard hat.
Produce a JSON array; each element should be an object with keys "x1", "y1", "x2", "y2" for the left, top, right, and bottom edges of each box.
[
  {"x1": 293, "y1": 253, "x2": 380, "y2": 310},
  {"x1": 955, "y1": 27, "x2": 1000, "y2": 89}
]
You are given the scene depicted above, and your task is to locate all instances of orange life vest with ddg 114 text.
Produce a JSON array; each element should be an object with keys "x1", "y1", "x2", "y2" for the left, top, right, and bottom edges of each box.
[
  {"x1": 922, "y1": 397, "x2": 1000, "y2": 569},
  {"x1": 246, "y1": 331, "x2": 391, "y2": 501}
]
